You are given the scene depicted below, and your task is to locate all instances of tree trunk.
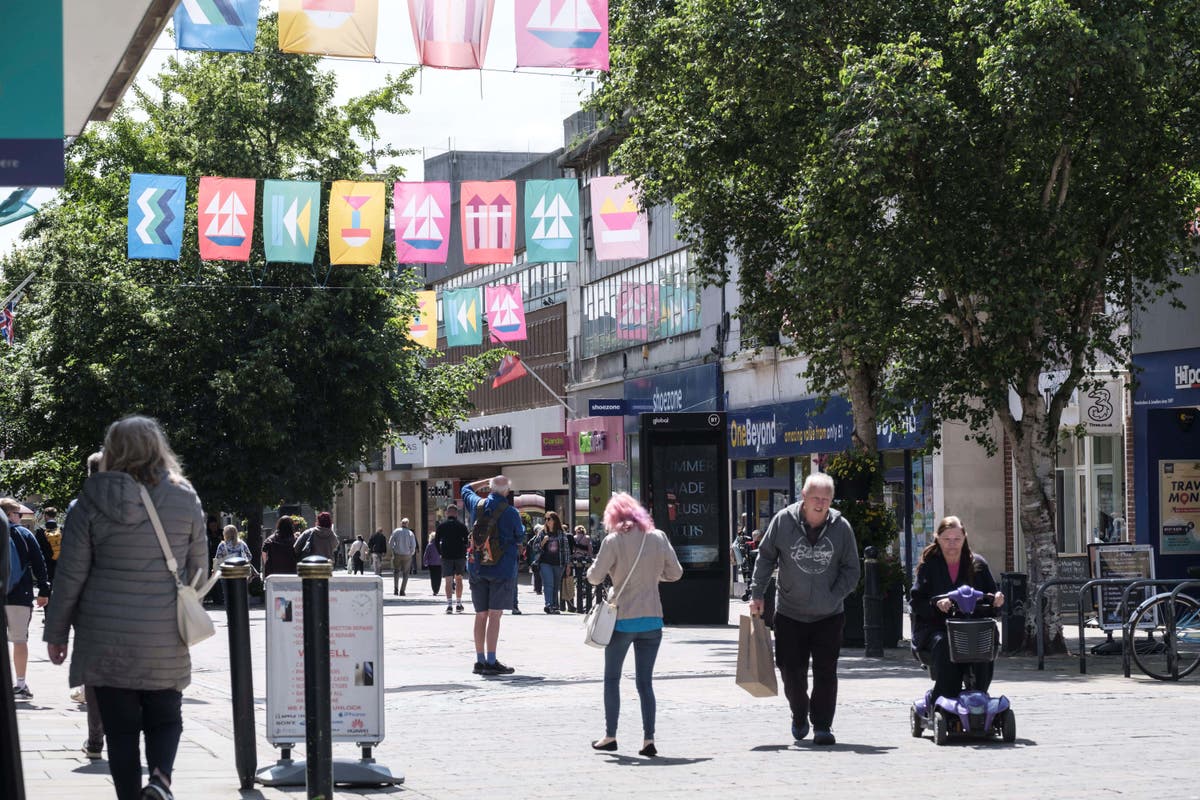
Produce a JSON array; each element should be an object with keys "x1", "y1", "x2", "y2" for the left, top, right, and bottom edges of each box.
[
  {"x1": 846, "y1": 364, "x2": 879, "y2": 456},
  {"x1": 242, "y1": 504, "x2": 264, "y2": 570}
]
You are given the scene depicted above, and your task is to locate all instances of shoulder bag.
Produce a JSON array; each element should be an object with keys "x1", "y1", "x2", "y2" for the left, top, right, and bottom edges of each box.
[
  {"x1": 140, "y1": 485, "x2": 220, "y2": 647},
  {"x1": 583, "y1": 530, "x2": 649, "y2": 649}
]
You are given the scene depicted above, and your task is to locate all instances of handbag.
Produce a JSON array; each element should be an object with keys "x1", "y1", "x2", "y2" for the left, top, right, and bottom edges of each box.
[
  {"x1": 583, "y1": 530, "x2": 649, "y2": 649},
  {"x1": 140, "y1": 485, "x2": 220, "y2": 647}
]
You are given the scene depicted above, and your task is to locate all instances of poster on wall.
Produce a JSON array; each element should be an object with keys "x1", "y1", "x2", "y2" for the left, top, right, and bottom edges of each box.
[
  {"x1": 1089, "y1": 543, "x2": 1156, "y2": 631},
  {"x1": 1159, "y1": 460, "x2": 1200, "y2": 554},
  {"x1": 911, "y1": 456, "x2": 926, "y2": 545},
  {"x1": 922, "y1": 455, "x2": 935, "y2": 535}
]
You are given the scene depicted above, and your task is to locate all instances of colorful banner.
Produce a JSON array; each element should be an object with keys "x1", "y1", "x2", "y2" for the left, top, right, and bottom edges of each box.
[
  {"x1": 395, "y1": 181, "x2": 451, "y2": 264},
  {"x1": 128, "y1": 174, "x2": 187, "y2": 261},
  {"x1": 0, "y1": 189, "x2": 38, "y2": 228},
  {"x1": 409, "y1": 290, "x2": 438, "y2": 349},
  {"x1": 0, "y1": 0, "x2": 64, "y2": 186},
  {"x1": 514, "y1": 0, "x2": 608, "y2": 70},
  {"x1": 590, "y1": 175, "x2": 648, "y2": 261},
  {"x1": 175, "y1": 0, "x2": 259, "y2": 52},
  {"x1": 1, "y1": 302, "x2": 14, "y2": 345},
  {"x1": 485, "y1": 284, "x2": 527, "y2": 342},
  {"x1": 443, "y1": 288, "x2": 483, "y2": 347},
  {"x1": 524, "y1": 178, "x2": 579, "y2": 264},
  {"x1": 1160, "y1": 460, "x2": 1200, "y2": 555},
  {"x1": 408, "y1": 0, "x2": 495, "y2": 69},
  {"x1": 279, "y1": 0, "x2": 378, "y2": 58},
  {"x1": 491, "y1": 353, "x2": 528, "y2": 388},
  {"x1": 198, "y1": 176, "x2": 256, "y2": 261},
  {"x1": 616, "y1": 282, "x2": 658, "y2": 340},
  {"x1": 658, "y1": 284, "x2": 699, "y2": 338},
  {"x1": 461, "y1": 181, "x2": 516, "y2": 264},
  {"x1": 263, "y1": 180, "x2": 320, "y2": 263},
  {"x1": 329, "y1": 180, "x2": 384, "y2": 265}
]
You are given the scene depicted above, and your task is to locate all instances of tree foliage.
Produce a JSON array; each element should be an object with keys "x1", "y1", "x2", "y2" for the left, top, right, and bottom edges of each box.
[
  {"x1": 596, "y1": 0, "x2": 1200, "y2": 648},
  {"x1": 0, "y1": 18, "x2": 499, "y2": 545}
]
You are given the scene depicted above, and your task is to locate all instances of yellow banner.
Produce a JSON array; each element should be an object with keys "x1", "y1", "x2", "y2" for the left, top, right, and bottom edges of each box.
[
  {"x1": 279, "y1": 0, "x2": 378, "y2": 58},
  {"x1": 328, "y1": 180, "x2": 384, "y2": 265},
  {"x1": 409, "y1": 290, "x2": 438, "y2": 349}
]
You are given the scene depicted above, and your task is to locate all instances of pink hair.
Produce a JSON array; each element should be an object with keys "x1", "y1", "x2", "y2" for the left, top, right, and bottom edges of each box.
[{"x1": 603, "y1": 492, "x2": 654, "y2": 534}]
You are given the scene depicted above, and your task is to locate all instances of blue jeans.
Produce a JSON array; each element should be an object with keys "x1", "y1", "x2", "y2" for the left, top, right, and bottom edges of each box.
[
  {"x1": 539, "y1": 563, "x2": 564, "y2": 609},
  {"x1": 604, "y1": 628, "x2": 663, "y2": 739}
]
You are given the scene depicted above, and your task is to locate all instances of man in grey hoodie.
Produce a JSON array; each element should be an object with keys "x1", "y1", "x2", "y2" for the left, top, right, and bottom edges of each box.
[{"x1": 749, "y1": 472, "x2": 859, "y2": 746}]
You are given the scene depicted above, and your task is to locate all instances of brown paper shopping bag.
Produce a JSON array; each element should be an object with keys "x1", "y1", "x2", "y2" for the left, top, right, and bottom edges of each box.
[{"x1": 736, "y1": 614, "x2": 778, "y2": 697}]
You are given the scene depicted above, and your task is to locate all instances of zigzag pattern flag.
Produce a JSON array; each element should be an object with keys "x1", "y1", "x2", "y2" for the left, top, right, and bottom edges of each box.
[
  {"x1": 524, "y1": 178, "x2": 578, "y2": 264},
  {"x1": 409, "y1": 290, "x2": 438, "y2": 348},
  {"x1": 263, "y1": 180, "x2": 320, "y2": 263},
  {"x1": 279, "y1": 0, "x2": 378, "y2": 58},
  {"x1": 443, "y1": 287, "x2": 482, "y2": 347},
  {"x1": 485, "y1": 284, "x2": 527, "y2": 343},
  {"x1": 514, "y1": 0, "x2": 609, "y2": 70},
  {"x1": 175, "y1": 0, "x2": 259, "y2": 52},
  {"x1": 198, "y1": 176, "x2": 256, "y2": 261},
  {"x1": 461, "y1": 180, "x2": 516, "y2": 264},
  {"x1": 408, "y1": 0, "x2": 495, "y2": 69},
  {"x1": 128, "y1": 174, "x2": 186, "y2": 261},
  {"x1": 395, "y1": 181, "x2": 451, "y2": 264}
]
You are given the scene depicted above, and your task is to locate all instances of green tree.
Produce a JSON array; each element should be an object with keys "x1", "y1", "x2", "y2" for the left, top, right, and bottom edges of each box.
[
  {"x1": 0, "y1": 17, "x2": 500, "y2": 559},
  {"x1": 597, "y1": 0, "x2": 1199, "y2": 649}
]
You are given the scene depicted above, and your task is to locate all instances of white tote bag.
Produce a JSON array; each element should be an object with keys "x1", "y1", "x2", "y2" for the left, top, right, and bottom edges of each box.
[
  {"x1": 583, "y1": 531, "x2": 648, "y2": 649},
  {"x1": 140, "y1": 485, "x2": 220, "y2": 647}
]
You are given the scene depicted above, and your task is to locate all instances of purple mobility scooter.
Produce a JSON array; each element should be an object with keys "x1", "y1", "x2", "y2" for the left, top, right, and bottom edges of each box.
[{"x1": 910, "y1": 585, "x2": 1016, "y2": 745}]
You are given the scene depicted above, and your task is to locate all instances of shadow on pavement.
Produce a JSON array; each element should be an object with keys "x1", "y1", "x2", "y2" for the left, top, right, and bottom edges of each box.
[
  {"x1": 751, "y1": 743, "x2": 896, "y2": 755},
  {"x1": 71, "y1": 762, "x2": 112, "y2": 774},
  {"x1": 601, "y1": 754, "x2": 713, "y2": 767}
]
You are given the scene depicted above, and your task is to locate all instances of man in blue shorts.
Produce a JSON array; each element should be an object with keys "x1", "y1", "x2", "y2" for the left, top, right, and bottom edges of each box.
[{"x1": 462, "y1": 476, "x2": 524, "y2": 676}]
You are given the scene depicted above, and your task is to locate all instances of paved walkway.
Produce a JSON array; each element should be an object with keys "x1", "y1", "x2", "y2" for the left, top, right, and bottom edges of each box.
[{"x1": 10, "y1": 576, "x2": 1200, "y2": 799}]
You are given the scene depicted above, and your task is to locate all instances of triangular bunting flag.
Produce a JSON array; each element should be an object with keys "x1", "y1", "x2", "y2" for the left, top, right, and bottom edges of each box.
[
  {"x1": 409, "y1": 290, "x2": 438, "y2": 349},
  {"x1": 515, "y1": 0, "x2": 609, "y2": 70},
  {"x1": 444, "y1": 288, "x2": 483, "y2": 347},
  {"x1": 329, "y1": 180, "x2": 385, "y2": 265},
  {"x1": 198, "y1": 176, "x2": 256, "y2": 262},
  {"x1": 485, "y1": 284, "x2": 527, "y2": 343},
  {"x1": 263, "y1": 180, "x2": 321, "y2": 263},
  {"x1": 461, "y1": 181, "x2": 517, "y2": 265},
  {"x1": 128, "y1": 174, "x2": 186, "y2": 261},
  {"x1": 175, "y1": 0, "x2": 259, "y2": 52},
  {"x1": 492, "y1": 353, "x2": 528, "y2": 388},
  {"x1": 524, "y1": 179, "x2": 579, "y2": 264},
  {"x1": 279, "y1": 0, "x2": 378, "y2": 58},
  {"x1": 408, "y1": 0, "x2": 495, "y2": 69},
  {"x1": 395, "y1": 181, "x2": 451, "y2": 264}
]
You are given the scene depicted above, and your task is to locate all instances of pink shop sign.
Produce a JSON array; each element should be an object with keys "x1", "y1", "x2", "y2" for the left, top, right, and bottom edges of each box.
[{"x1": 566, "y1": 415, "x2": 625, "y2": 466}]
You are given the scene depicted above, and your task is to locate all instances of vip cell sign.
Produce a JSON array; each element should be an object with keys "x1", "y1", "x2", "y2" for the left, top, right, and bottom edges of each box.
[
  {"x1": 1160, "y1": 460, "x2": 1200, "y2": 555},
  {"x1": 264, "y1": 575, "x2": 385, "y2": 745}
]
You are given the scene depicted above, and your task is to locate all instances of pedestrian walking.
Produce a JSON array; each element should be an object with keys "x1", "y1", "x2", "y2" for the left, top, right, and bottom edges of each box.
[
  {"x1": 66, "y1": 451, "x2": 108, "y2": 759},
  {"x1": 749, "y1": 472, "x2": 859, "y2": 746},
  {"x1": 368, "y1": 527, "x2": 388, "y2": 575},
  {"x1": 44, "y1": 415, "x2": 208, "y2": 800},
  {"x1": 388, "y1": 520, "x2": 416, "y2": 595},
  {"x1": 435, "y1": 505, "x2": 469, "y2": 613},
  {"x1": 4, "y1": 497, "x2": 51, "y2": 701},
  {"x1": 34, "y1": 506, "x2": 62, "y2": 583},
  {"x1": 423, "y1": 533, "x2": 442, "y2": 595},
  {"x1": 347, "y1": 535, "x2": 367, "y2": 575},
  {"x1": 462, "y1": 476, "x2": 524, "y2": 675},
  {"x1": 587, "y1": 492, "x2": 682, "y2": 757},
  {"x1": 295, "y1": 511, "x2": 338, "y2": 560},
  {"x1": 260, "y1": 516, "x2": 299, "y2": 579},
  {"x1": 213, "y1": 524, "x2": 251, "y2": 570},
  {"x1": 535, "y1": 511, "x2": 570, "y2": 614}
]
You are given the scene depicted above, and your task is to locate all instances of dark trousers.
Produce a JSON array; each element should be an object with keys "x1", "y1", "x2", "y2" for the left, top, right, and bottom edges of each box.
[
  {"x1": 428, "y1": 565, "x2": 442, "y2": 594},
  {"x1": 85, "y1": 685, "x2": 105, "y2": 750},
  {"x1": 93, "y1": 686, "x2": 183, "y2": 800},
  {"x1": 773, "y1": 612, "x2": 844, "y2": 730},
  {"x1": 925, "y1": 632, "x2": 994, "y2": 698}
]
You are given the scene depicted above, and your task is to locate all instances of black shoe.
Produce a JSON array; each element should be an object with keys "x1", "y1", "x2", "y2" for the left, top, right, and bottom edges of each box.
[
  {"x1": 792, "y1": 719, "x2": 810, "y2": 741},
  {"x1": 446, "y1": 606, "x2": 454, "y2": 614},
  {"x1": 399, "y1": 591, "x2": 406, "y2": 596},
  {"x1": 483, "y1": 660, "x2": 515, "y2": 675},
  {"x1": 140, "y1": 777, "x2": 174, "y2": 800},
  {"x1": 639, "y1": 743, "x2": 657, "y2": 757},
  {"x1": 544, "y1": 606, "x2": 553, "y2": 614},
  {"x1": 512, "y1": 608, "x2": 523, "y2": 615},
  {"x1": 591, "y1": 739, "x2": 617, "y2": 751},
  {"x1": 473, "y1": 661, "x2": 487, "y2": 674},
  {"x1": 456, "y1": 603, "x2": 464, "y2": 613},
  {"x1": 813, "y1": 729, "x2": 836, "y2": 746}
]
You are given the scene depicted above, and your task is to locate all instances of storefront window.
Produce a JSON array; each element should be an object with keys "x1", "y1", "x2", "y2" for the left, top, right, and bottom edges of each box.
[
  {"x1": 1055, "y1": 433, "x2": 1126, "y2": 553},
  {"x1": 580, "y1": 248, "x2": 700, "y2": 357}
]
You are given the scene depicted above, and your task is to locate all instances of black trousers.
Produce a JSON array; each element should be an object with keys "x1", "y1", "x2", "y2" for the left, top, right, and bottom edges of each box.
[
  {"x1": 93, "y1": 686, "x2": 183, "y2": 800},
  {"x1": 924, "y1": 632, "x2": 994, "y2": 699},
  {"x1": 773, "y1": 611, "x2": 844, "y2": 730},
  {"x1": 429, "y1": 565, "x2": 442, "y2": 594}
]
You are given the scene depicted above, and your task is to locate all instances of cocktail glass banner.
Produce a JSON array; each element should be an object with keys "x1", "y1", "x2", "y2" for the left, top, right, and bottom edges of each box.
[
  {"x1": 410, "y1": 290, "x2": 438, "y2": 348},
  {"x1": 329, "y1": 180, "x2": 385, "y2": 265}
]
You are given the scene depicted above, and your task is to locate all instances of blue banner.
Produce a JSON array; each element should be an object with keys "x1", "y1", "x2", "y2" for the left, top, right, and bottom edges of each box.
[
  {"x1": 728, "y1": 397, "x2": 930, "y2": 460},
  {"x1": 0, "y1": 1, "x2": 64, "y2": 186},
  {"x1": 175, "y1": 0, "x2": 259, "y2": 52},
  {"x1": 588, "y1": 398, "x2": 626, "y2": 416},
  {"x1": 1133, "y1": 348, "x2": 1200, "y2": 408},
  {"x1": 127, "y1": 174, "x2": 187, "y2": 261},
  {"x1": 624, "y1": 363, "x2": 720, "y2": 415}
]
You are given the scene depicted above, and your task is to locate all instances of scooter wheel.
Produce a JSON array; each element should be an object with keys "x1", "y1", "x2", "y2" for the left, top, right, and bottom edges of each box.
[
  {"x1": 933, "y1": 711, "x2": 949, "y2": 746},
  {"x1": 1000, "y1": 709, "x2": 1016, "y2": 743},
  {"x1": 909, "y1": 706, "x2": 924, "y2": 738}
]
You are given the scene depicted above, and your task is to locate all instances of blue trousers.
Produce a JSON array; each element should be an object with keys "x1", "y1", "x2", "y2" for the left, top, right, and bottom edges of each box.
[
  {"x1": 540, "y1": 563, "x2": 564, "y2": 609},
  {"x1": 604, "y1": 628, "x2": 663, "y2": 739}
]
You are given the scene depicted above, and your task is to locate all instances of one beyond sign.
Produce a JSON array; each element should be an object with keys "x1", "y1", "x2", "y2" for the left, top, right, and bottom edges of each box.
[{"x1": 265, "y1": 575, "x2": 385, "y2": 745}]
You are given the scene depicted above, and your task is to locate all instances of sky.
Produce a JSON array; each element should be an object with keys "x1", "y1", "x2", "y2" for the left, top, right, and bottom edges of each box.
[{"x1": 0, "y1": 0, "x2": 593, "y2": 258}]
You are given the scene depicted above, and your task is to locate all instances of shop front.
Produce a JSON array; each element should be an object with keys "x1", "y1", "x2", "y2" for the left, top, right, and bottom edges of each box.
[{"x1": 565, "y1": 414, "x2": 626, "y2": 538}]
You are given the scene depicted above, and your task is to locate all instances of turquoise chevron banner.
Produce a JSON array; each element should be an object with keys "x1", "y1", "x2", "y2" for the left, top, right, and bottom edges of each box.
[
  {"x1": 128, "y1": 174, "x2": 187, "y2": 261},
  {"x1": 263, "y1": 180, "x2": 320, "y2": 263},
  {"x1": 444, "y1": 288, "x2": 483, "y2": 347},
  {"x1": 524, "y1": 179, "x2": 579, "y2": 264}
]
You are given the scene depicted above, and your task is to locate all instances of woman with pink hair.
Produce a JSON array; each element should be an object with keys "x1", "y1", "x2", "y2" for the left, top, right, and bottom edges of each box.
[{"x1": 586, "y1": 492, "x2": 683, "y2": 757}]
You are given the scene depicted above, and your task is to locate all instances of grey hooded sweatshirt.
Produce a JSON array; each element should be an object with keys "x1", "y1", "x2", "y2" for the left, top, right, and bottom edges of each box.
[{"x1": 749, "y1": 504, "x2": 860, "y2": 623}]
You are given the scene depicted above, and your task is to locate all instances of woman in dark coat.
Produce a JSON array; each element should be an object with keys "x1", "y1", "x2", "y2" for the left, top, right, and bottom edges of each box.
[
  {"x1": 261, "y1": 515, "x2": 299, "y2": 578},
  {"x1": 909, "y1": 516, "x2": 1006, "y2": 700}
]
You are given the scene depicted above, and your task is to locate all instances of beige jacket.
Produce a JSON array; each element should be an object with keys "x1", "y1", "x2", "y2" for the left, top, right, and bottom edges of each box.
[{"x1": 587, "y1": 529, "x2": 683, "y2": 620}]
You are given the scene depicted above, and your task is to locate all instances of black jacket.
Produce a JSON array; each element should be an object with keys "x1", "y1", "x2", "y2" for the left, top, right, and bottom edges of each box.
[
  {"x1": 909, "y1": 551, "x2": 998, "y2": 650},
  {"x1": 435, "y1": 518, "x2": 470, "y2": 560},
  {"x1": 368, "y1": 531, "x2": 388, "y2": 555}
]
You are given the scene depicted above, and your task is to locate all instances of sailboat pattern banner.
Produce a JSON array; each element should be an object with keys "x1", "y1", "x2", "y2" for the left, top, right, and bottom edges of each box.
[
  {"x1": 329, "y1": 180, "x2": 385, "y2": 265},
  {"x1": 278, "y1": 0, "x2": 378, "y2": 58},
  {"x1": 127, "y1": 174, "x2": 187, "y2": 261},
  {"x1": 263, "y1": 179, "x2": 321, "y2": 263},
  {"x1": 395, "y1": 181, "x2": 451, "y2": 264},
  {"x1": 461, "y1": 180, "x2": 517, "y2": 264},
  {"x1": 408, "y1": 0, "x2": 495, "y2": 69},
  {"x1": 589, "y1": 175, "x2": 648, "y2": 261},
  {"x1": 514, "y1": 0, "x2": 608, "y2": 70},
  {"x1": 198, "y1": 177, "x2": 256, "y2": 261},
  {"x1": 174, "y1": 0, "x2": 259, "y2": 52},
  {"x1": 443, "y1": 287, "x2": 483, "y2": 347},
  {"x1": 485, "y1": 284, "x2": 527, "y2": 342},
  {"x1": 524, "y1": 179, "x2": 579, "y2": 264}
]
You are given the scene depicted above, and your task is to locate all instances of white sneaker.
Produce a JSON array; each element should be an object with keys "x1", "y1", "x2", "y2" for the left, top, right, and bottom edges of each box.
[{"x1": 70, "y1": 687, "x2": 86, "y2": 704}]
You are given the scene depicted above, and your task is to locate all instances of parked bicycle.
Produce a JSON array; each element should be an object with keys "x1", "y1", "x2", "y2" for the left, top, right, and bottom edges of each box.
[{"x1": 1127, "y1": 585, "x2": 1200, "y2": 681}]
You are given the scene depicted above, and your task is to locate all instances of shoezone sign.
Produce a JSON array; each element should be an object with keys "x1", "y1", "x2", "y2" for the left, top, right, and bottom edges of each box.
[{"x1": 265, "y1": 575, "x2": 385, "y2": 744}]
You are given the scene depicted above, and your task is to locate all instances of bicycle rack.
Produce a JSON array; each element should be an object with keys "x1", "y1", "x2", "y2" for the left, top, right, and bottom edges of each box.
[
  {"x1": 1164, "y1": 580, "x2": 1200, "y2": 680},
  {"x1": 1119, "y1": 579, "x2": 1195, "y2": 678},
  {"x1": 1074, "y1": 579, "x2": 1151, "y2": 674},
  {"x1": 1034, "y1": 579, "x2": 1090, "y2": 671}
]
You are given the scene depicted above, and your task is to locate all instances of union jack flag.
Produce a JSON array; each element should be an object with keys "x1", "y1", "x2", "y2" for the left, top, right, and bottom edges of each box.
[{"x1": 0, "y1": 302, "x2": 14, "y2": 345}]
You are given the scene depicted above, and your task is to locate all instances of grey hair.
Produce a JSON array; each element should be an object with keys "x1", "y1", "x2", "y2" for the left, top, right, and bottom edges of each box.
[
  {"x1": 489, "y1": 475, "x2": 511, "y2": 494},
  {"x1": 802, "y1": 472, "x2": 836, "y2": 495},
  {"x1": 102, "y1": 415, "x2": 186, "y2": 486},
  {"x1": 223, "y1": 524, "x2": 239, "y2": 543},
  {"x1": 86, "y1": 451, "x2": 104, "y2": 476}
]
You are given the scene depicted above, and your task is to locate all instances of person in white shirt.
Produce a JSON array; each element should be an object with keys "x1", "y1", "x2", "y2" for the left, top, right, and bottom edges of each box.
[
  {"x1": 347, "y1": 535, "x2": 368, "y2": 574},
  {"x1": 388, "y1": 520, "x2": 417, "y2": 596}
]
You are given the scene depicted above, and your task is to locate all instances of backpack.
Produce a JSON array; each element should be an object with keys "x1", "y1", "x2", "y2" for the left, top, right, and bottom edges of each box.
[
  {"x1": 6, "y1": 531, "x2": 29, "y2": 595},
  {"x1": 44, "y1": 528, "x2": 62, "y2": 560},
  {"x1": 471, "y1": 498, "x2": 509, "y2": 567}
]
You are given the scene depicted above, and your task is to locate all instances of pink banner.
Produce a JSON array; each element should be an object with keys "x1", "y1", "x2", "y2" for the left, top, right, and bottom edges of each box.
[
  {"x1": 616, "y1": 282, "x2": 659, "y2": 340},
  {"x1": 462, "y1": 180, "x2": 516, "y2": 264},
  {"x1": 485, "y1": 284, "x2": 527, "y2": 342},
  {"x1": 590, "y1": 175, "x2": 648, "y2": 261},
  {"x1": 515, "y1": 0, "x2": 609, "y2": 70},
  {"x1": 566, "y1": 416, "x2": 625, "y2": 465},
  {"x1": 395, "y1": 181, "x2": 451, "y2": 264},
  {"x1": 198, "y1": 177, "x2": 256, "y2": 262},
  {"x1": 408, "y1": 0, "x2": 495, "y2": 69}
]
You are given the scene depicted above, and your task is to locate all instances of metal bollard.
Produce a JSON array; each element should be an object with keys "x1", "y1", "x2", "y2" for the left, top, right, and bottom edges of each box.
[
  {"x1": 863, "y1": 546, "x2": 884, "y2": 658},
  {"x1": 0, "y1": 617, "x2": 25, "y2": 800},
  {"x1": 299, "y1": 556, "x2": 334, "y2": 800},
  {"x1": 221, "y1": 557, "x2": 257, "y2": 790}
]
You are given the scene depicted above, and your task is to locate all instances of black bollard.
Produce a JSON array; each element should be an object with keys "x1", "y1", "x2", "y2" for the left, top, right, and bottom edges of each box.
[
  {"x1": 863, "y1": 546, "x2": 884, "y2": 658},
  {"x1": 0, "y1": 618, "x2": 25, "y2": 800},
  {"x1": 221, "y1": 557, "x2": 257, "y2": 790},
  {"x1": 299, "y1": 556, "x2": 334, "y2": 800}
]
